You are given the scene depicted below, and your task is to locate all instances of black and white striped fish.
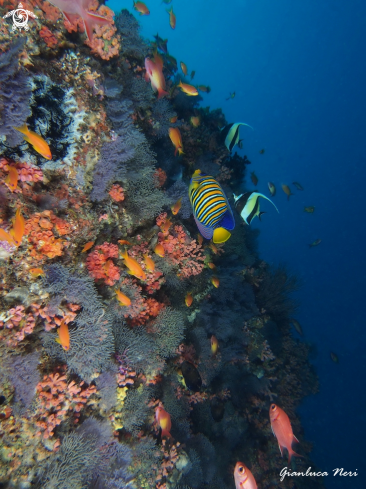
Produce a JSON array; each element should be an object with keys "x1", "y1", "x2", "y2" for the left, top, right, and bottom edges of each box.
[
  {"x1": 221, "y1": 122, "x2": 253, "y2": 152},
  {"x1": 233, "y1": 191, "x2": 279, "y2": 225}
]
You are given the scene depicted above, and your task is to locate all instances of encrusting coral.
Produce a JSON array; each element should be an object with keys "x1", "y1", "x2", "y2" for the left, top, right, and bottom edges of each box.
[{"x1": 0, "y1": 2, "x2": 322, "y2": 488}]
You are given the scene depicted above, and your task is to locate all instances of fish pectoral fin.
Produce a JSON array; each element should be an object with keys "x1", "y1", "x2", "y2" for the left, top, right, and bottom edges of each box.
[
  {"x1": 213, "y1": 227, "x2": 231, "y2": 243},
  {"x1": 278, "y1": 444, "x2": 284, "y2": 457},
  {"x1": 293, "y1": 435, "x2": 300, "y2": 443},
  {"x1": 258, "y1": 211, "x2": 266, "y2": 221}
]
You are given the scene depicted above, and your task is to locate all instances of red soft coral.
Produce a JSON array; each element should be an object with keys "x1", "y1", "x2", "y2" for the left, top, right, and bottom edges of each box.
[{"x1": 86, "y1": 242, "x2": 120, "y2": 286}]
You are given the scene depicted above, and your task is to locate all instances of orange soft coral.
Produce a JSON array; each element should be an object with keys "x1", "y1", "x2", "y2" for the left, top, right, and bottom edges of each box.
[
  {"x1": 86, "y1": 242, "x2": 120, "y2": 286},
  {"x1": 39, "y1": 26, "x2": 59, "y2": 49},
  {"x1": 24, "y1": 210, "x2": 73, "y2": 261},
  {"x1": 84, "y1": 2, "x2": 120, "y2": 60},
  {"x1": 108, "y1": 184, "x2": 125, "y2": 202},
  {"x1": 35, "y1": 368, "x2": 96, "y2": 439}
]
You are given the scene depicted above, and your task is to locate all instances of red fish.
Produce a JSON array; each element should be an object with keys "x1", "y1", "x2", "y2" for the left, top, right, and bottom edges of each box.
[
  {"x1": 143, "y1": 254, "x2": 155, "y2": 272},
  {"x1": 48, "y1": 0, "x2": 111, "y2": 41},
  {"x1": 145, "y1": 53, "x2": 168, "y2": 99},
  {"x1": 133, "y1": 1, "x2": 150, "y2": 15},
  {"x1": 13, "y1": 124, "x2": 52, "y2": 160},
  {"x1": 56, "y1": 319, "x2": 70, "y2": 351},
  {"x1": 121, "y1": 250, "x2": 146, "y2": 281},
  {"x1": 269, "y1": 403, "x2": 301, "y2": 462},
  {"x1": 185, "y1": 293, "x2": 193, "y2": 307},
  {"x1": 171, "y1": 197, "x2": 182, "y2": 215},
  {"x1": 82, "y1": 241, "x2": 94, "y2": 252},
  {"x1": 166, "y1": 6, "x2": 176, "y2": 29},
  {"x1": 211, "y1": 335, "x2": 218, "y2": 355},
  {"x1": 115, "y1": 289, "x2": 131, "y2": 306},
  {"x1": 234, "y1": 462, "x2": 257, "y2": 489},
  {"x1": 154, "y1": 243, "x2": 165, "y2": 257},
  {"x1": 211, "y1": 276, "x2": 219, "y2": 288},
  {"x1": 155, "y1": 406, "x2": 172, "y2": 438},
  {"x1": 168, "y1": 127, "x2": 184, "y2": 156},
  {"x1": 10, "y1": 209, "x2": 25, "y2": 247},
  {"x1": 5, "y1": 166, "x2": 18, "y2": 192}
]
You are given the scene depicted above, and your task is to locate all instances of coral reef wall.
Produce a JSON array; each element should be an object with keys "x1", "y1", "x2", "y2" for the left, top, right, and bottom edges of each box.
[{"x1": 0, "y1": 3, "x2": 322, "y2": 488}]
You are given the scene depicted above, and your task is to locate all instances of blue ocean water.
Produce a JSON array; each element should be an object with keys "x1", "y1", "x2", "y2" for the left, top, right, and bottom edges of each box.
[{"x1": 108, "y1": 0, "x2": 366, "y2": 487}]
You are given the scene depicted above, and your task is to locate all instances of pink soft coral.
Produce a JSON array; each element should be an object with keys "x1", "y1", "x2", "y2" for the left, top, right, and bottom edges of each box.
[{"x1": 156, "y1": 218, "x2": 206, "y2": 278}]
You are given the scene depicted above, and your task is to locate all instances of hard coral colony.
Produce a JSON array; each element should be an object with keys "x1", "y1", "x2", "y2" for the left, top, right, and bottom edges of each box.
[{"x1": 0, "y1": 1, "x2": 321, "y2": 489}]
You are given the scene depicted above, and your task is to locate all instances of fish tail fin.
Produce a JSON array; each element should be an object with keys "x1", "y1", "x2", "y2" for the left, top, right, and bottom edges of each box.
[
  {"x1": 83, "y1": 11, "x2": 111, "y2": 41},
  {"x1": 166, "y1": 7, "x2": 173, "y2": 13},
  {"x1": 161, "y1": 429, "x2": 172, "y2": 438},
  {"x1": 121, "y1": 249, "x2": 129, "y2": 260},
  {"x1": 288, "y1": 447, "x2": 303, "y2": 464},
  {"x1": 178, "y1": 148, "x2": 184, "y2": 156},
  {"x1": 13, "y1": 123, "x2": 28, "y2": 135},
  {"x1": 157, "y1": 88, "x2": 168, "y2": 99},
  {"x1": 213, "y1": 227, "x2": 231, "y2": 244}
]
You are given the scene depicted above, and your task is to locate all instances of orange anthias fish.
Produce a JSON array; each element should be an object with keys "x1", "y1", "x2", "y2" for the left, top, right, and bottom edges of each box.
[
  {"x1": 185, "y1": 293, "x2": 193, "y2": 307},
  {"x1": 169, "y1": 127, "x2": 184, "y2": 156},
  {"x1": 143, "y1": 254, "x2": 155, "y2": 272},
  {"x1": 180, "y1": 61, "x2": 188, "y2": 76},
  {"x1": 211, "y1": 276, "x2": 219, "y2": 288},
  {"x1": 190, "y1": 116, "x2": 200, "y2": 127},
  {"x1": 5, "y1": 166, "x2": 19, "y2": 192},
  {"x1": 197, "y1": 234, "x2": 204, "y2": 246},
  {"x1": 281, "y1": 184, "x2": 293, "y2": 200},
  {"x1": 197, "y1": 85, "x2": 211, "y2": 93},
  {"x1": 118, "y1": 239, "x2": 132, "y2": 246},
  {"x1": 145, "y1": 53, "x2": 168, "y2": 99},
  {"x1": 10, "y1": 209, "x2": 25, "y2": 247},
  {"x1": 13, "y1": 124, "x2": 52, "y2": 160},
  {"x1": 133, "y1": 0, "x2": 150, "y2": 15},
  {"x1": 171, "y1": 197, "x2": 182, "y2": 215},
  {"x1": 81, "y1": 241, "x2": 95, "y2": 252},
  {"x1": 207, "y1": 262, "x2": 216, "y2": 270},
  {"x1": 160, "y1": 218, "x2": 172, "y2": 234},
  {"x1": 269, "y1": 403, "x2": 301, "y2": 462},
  {"x1": 209, "y1": 242, "x2": 218, "y2": 254},
  {"x1": 234, "y1": 462, "x2": 257, "y2": 489},
  {"x1": 154, "y1": 243, "x2": 165, "y2": 257},
  {"x1": 121, "y1": 250, "x2": 146, "y2": 281},
  {"x1": 177, "y1": 80, "x2": 198, "y2": 96},
  {"x1": 170, "y1": 116, "x2": 178, "y2": 123},
  {"x1": 29, "y1": 268, "x2": 45, "y2": 277},
  {"x1": 0, "y1": 228, "x2": 15, "y2": 246},
  {"x1": 115, "y1": 289, "x2": 131, "y2": 307},
  {"x1": 48, "y1": 0, "x2": 111, "y2": 40},
  {"x1": 55, "y1": 319, "x2": 70, "y2": 351},
  {"x1": 250, "y1": 172, "x2": 258, "y2": 186},
  {"x1": 155, "y1": 406, "x2": 172, "y2": 438},
  {"x1": 211, "y1": 335, "x2": 218, "y2": 355},
  {"x1": 166, "y1": 6, "x2": 176, "y2": 29}
]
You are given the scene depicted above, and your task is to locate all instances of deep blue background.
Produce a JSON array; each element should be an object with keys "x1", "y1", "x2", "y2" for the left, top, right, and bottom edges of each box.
[{"x1": 110, "y1": 1, "x2": 366, "y2": 487}]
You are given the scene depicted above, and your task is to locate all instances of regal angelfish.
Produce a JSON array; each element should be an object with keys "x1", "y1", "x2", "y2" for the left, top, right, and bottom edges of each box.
[
  {"x1": 189, "y1": 170, "x2": 235, "y2": 243},
  {"x1": 234, "y1": 191, "x2": 279, "y2": 225}
]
